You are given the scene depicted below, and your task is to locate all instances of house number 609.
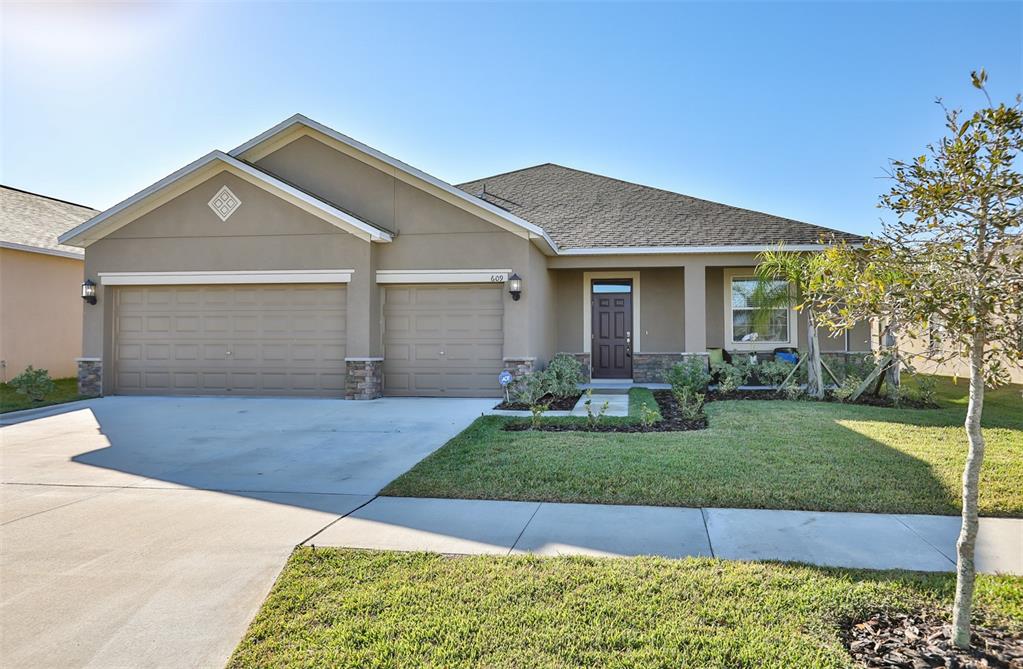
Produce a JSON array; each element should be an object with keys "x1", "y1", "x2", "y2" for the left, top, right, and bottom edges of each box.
[{"x1": 490, "y1": 275, "x2": 506, "y2": 282}]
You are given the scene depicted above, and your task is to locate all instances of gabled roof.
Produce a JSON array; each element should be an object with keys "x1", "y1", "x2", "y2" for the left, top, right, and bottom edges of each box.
[
  {"x1": 58, "y1": 151, "x2": 392, "y2": 247},
  {"x1": 229, "y1": 114, "x2": 559, "y2": 253},
  {"x1": 1, "y1": 185, "x2": 97, "y2": 259},
  {"x1": 457, "y1": 163, "x2": 865, "y2": 252}
]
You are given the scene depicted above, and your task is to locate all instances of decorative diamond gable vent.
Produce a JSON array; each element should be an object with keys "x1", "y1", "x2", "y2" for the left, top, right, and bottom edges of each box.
[{"x1": 208, "y1": 185, "x2": 241, "y2": 221}]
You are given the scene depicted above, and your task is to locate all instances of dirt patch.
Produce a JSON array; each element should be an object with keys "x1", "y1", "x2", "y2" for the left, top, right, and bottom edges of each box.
[
  {"x1": 494, "y1": 392, "x2": 582, "y2": 411},
  {"x1": 843, "y1": 611, "x2": 1023, "y2": 668},
  {"x1": 503, "y1": 390, "x2": 707, "y2": 433}
]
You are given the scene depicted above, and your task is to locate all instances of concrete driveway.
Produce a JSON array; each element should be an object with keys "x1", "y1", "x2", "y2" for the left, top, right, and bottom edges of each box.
[{"x1": 0, "y1": 395, "x2": 490, "y2": 669}]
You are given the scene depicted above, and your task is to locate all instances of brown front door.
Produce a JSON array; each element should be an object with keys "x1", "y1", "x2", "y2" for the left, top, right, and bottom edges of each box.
[{"x1": 591, "y1": 281, "x2": 633, "y2": 378}]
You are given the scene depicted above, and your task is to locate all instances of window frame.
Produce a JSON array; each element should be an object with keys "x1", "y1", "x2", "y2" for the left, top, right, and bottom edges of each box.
[{"x1": 723, "y1": 267, "x2": 799, "y2": 351}]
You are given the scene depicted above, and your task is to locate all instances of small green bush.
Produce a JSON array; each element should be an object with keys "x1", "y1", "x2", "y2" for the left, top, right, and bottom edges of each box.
[
  {"x1": 545, "y1": 354, "x2": 584, "y2": 398},
  {"x1": 711, "y1": 362, "x2": 746, "y2": 393},
  {"x1": 10, "y1": 366, "x2": 55, "y2": 402},
  {"x1": 582, "y1": 389, "x2": 610, "y2": 427},
  {"x1": 513, "y1": 371, "x2": 551, "y2": 405},
  {"x1": 529, "y1": 402, "x2": 548, "y2": 429},
  {"x1": 667, "y1": 358, "x2": 710, "y2": 395},
  {"x1": 675, "y1": 387, "x2": 706, "y2": 420},
  {"x1": 903, "y1": 375, "x2": 938, "y2": 406},
  {"x1": 833, "y1": 375, "x2": 862, "y2": 402},
  {"x1": 756, "y1": 359, "x2": 796, "y2": 386},
  {"x1": 638, "y1": 403, "x2": 660, "y2": 427}
]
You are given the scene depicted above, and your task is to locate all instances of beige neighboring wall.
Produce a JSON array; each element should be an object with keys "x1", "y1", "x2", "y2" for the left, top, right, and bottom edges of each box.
[
  {"x1": 0, "y1": 247, "x2": 83, "y2": 380},
  {"x1": 900, "y1": 335, "x2": 1023, "y2": 384}
]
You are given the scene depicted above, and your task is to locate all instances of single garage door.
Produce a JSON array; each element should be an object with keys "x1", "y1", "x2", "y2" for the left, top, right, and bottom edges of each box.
[
  {"x1": 383, "y1": 284, "x2": 503, "y2": 397},
  {"x1": 113, "y1": 284, "x2": 346, "y2": 396}
]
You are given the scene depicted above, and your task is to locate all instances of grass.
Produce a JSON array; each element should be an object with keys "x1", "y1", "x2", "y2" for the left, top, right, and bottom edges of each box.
[
  {"x1": 0, "y1": 378, "x2": 87, "y2": 414},
  {"x1": 228, "y1": 548, "x2": 1023, "y2": 669},
  {"x1": 383, "y1": 377, "x2": 1023, "y2": 516}
]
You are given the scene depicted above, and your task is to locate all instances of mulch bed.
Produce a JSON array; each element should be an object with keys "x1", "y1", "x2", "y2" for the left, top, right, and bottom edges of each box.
[
  {"x1": 707, "y1": 388, "x2": 938, "y2": 409},
  {"x1": 494, "y1": 392, "x2": 582, "y2": 411},
  {"x1": 707, "y1": 389, "x2": 789, "y2": 402},
  {"x1": 503, "y1": 390, "x2": 707, "y2": 433},
  {"x1": 843, "y1": 612, "x2": 1023, "y2": 668}
]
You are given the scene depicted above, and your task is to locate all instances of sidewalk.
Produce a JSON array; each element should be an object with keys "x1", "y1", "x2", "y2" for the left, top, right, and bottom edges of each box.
[{"x1": 307, "y1": 496, "x2": 1023, "y2": 574}]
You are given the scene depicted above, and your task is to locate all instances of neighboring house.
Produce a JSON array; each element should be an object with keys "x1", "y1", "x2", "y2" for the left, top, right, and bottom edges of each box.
[
  {"x1": 58, "y1": 114, "x2": 870, "y2": 399},
  {"x1": 1, "y1": 186, "x2": 97, "y2": 381}
]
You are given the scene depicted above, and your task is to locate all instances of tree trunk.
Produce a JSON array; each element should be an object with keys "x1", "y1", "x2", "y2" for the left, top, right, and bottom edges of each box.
[
  {"x1": 951, "y1": 335, "x2": 986, "y2": 649},
  {"x1": 884, "y1": 324, "x2": 901, "y2": 393},
  {"x1": 806, "y1": 312, "x2": 825, "y2": 399}
]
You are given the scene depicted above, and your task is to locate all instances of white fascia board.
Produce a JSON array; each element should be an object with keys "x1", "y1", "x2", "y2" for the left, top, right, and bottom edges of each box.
[
  {"x1": 0, "y1": 241, "x2": 84, "y2": 260},
  {"x1": 557, "y1": 243, "x2": 856, "y2": 256},
  {"x1": 376, "y1": 269, "x2": 513, "y2": 284},
  {"x1": 229, "y1": 114, "x2": 559, "y2": 251},
  {"x1": 98, "y1": 269, "x2": 354, "y2": 286},
  {"x1": 58, "y1": 151, "x2": 391, "y2": 247}
]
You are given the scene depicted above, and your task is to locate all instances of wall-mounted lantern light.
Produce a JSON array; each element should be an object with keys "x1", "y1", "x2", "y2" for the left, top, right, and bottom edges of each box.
[
  {"x1": 507, "y1": 273, "x2": 522, "y2": 301},
  {"x1": 81, "y1": 279, "x2": 97, "y2": 305}
]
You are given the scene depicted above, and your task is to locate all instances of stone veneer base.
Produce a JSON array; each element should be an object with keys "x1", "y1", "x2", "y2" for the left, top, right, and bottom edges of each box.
[
  {"x1": 633, "y1": 352, "x2": 709, "y2": 383},
  {"x1": 345, "y1": 358, "x2": 383, "y2": 400},
  {"x1": 76, "y1": 358, "x2": 103, "y2": 396}
]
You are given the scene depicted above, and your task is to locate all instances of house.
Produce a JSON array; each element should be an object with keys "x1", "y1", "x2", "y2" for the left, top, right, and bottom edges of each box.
[
  {"x1": 58, "y1": 115, "x2": 870, "y2": 399},
  {"x1": 1, "y1": 186, "x2": 97, "y2": 381}
]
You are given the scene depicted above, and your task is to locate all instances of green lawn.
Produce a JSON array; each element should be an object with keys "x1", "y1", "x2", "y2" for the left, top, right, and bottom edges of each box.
[
  {"x1": 383, "y1": 377, "x2": 1023, "y2": 516},
  {"x1": 229, "y1": 548, "x2": 1023, "y2": 669},
  {"x1": 0, "y1": 378, "x2": 87, "y2": 414}
]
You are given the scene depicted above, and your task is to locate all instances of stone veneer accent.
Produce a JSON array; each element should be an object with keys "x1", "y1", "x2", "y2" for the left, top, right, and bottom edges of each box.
[
  {"x1": 76, "y1": 358, "x2": 103, "y2": 396},
  {"x1": 345, "y1": 358, "x2": 383, "y2": 400},
  {"x1": 632, "y1": 352, "x2": 709, "y2": 383},
  {"x1": 502, "y1": 357, "x2": 536, "y2": 383}
]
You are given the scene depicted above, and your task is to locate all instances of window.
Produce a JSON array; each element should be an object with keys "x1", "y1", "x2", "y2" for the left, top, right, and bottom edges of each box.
[
  {"x1": 724, "y1": 269, "x2": 796, "y2": 348},
  {"x1": 592, "y1": 281, "x2": 632, "y2": 293}
]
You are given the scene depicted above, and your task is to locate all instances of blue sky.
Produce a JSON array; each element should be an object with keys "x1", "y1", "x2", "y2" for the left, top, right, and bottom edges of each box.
[{"x1": 2, "y1": 1, "x2": 1020, "y2": 236}]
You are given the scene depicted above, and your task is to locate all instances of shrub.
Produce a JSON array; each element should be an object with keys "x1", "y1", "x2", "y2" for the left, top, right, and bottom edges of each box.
[
  {"x1": 529, "y1": 402, "x2": 549, "y2": 429},
  {"x1": 10, "y1": 366, "x2": 55, "y2": 402},
  {"x1": 582, "y1": 389, "x2": 609, "y2": 427},
  {"x1": 903, "y1": 375, "x2": 938, "y2": 406},
  {"x1": 833, "y1": 375, "x2": 862, "y2": 402},
  {"x1": 545, "y1": 354, "x2": 584, "y2": 398},
  {"x1": 638, "y1": 403, "x2": 660, "y2": 427},
  {"x1": 675, "y1": 387, "x2": 706, "y2": 420},
  {"x1": 712, "y1": 362, "x2": 746, "y2": 393},
  {"x1": 756, "y1": 359, "x2": 796, "y2": 387},
  {"x1": 667, "y1": 357, "x2": 710, "y2": 396},
  {"x1": 513, "y1": 371, "x2": 551, "y2": 405}
]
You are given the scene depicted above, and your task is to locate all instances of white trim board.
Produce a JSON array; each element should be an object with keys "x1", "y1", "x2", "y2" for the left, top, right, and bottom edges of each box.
[
  {"x1": 722, "y1": 267, "x2": 799, "y2": 351},
  {"x1": 376, "y1": 269, "x2": 512, "y2": 284},
  {"x1": 559, "y1": 243, "x2": 853, "y2": 256},
  {"x1": 0, "y1": 241, "x2": 84, "y2": 260},
  {"x1": 97, "y1": 270, "x2": 354, "y2": 286},
  {"x1": 582, "y1": 270, "x2": 641, "y2": 355},
  {"x1": 58, "y1": 151, "x2": 392, "y2": 247}
]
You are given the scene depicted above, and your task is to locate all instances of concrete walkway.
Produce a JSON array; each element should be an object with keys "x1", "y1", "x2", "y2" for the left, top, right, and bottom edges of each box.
[{"x1": 308, "y1": 496, "x2": 1023, "y2": 574}]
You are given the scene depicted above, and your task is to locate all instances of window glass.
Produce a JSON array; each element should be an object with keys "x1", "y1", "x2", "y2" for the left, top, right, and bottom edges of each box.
[
  {"x1": 592, "y1": 282, "x2": 631, "y2": 293},
  {"x1": 730, "y1": 277, "x2": 789, "y2": 342}
]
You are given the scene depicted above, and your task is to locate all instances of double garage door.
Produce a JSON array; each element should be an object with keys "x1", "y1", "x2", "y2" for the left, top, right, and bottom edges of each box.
[
  {"x1": 114, "y1": 284, "x2": 347, "y2": 396},
  {"x1": 112, "y1": 283, "x2": 503, "y2": 397}
]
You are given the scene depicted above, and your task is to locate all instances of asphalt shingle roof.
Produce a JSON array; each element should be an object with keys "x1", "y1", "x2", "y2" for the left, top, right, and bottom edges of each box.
[
  {"x1": 1, "y1": 186, "x2": 97, "y2": 257},
  {"x1": 457, "y1": 163, "x2": 863, "y2": 250}
]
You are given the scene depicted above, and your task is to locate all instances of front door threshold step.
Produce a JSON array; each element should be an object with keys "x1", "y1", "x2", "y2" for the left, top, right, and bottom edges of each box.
[{"x1": 307, "y1": 497, "x2": 1023, "y2": 575}]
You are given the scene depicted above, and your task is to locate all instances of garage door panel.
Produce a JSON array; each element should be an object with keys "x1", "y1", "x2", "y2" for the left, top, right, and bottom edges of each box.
[
  {"x1": 114, "y1": 284, "x2": 347, "y2": 396},
  {"x1": 383, "y1": 284, "x2": 503, "y2": 397}
]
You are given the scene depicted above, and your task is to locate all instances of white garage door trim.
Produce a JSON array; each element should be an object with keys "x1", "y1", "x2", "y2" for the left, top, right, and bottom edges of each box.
[
  {"x1": 99, "y1": 269, "x2": 353, "y2": 285},
  {"x1": 376, "y1": 269, "x2": 512, "y2": 284}
]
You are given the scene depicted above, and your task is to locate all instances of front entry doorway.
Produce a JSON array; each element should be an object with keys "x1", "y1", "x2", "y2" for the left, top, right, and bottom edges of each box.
[{"x1": 591, "y1": 280, "x2": 633, "y2": 379}]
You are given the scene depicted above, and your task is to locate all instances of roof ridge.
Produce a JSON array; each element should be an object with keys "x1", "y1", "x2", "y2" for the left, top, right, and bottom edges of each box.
[
  {"x1": 456, "y1": 162, "x2": 556, "y2": 188},
  {"x1": 1, "y1": 184, "x2": 98, "y2": 212}
]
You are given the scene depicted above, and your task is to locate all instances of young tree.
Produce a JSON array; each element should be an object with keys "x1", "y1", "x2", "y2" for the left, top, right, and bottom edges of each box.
[{"x1": 812, "y1": 71, "x2": 1023, "y2": 648}]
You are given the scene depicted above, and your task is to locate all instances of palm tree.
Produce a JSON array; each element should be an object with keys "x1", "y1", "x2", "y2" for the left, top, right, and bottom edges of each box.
[{"x1": 752, "y1": 247, "x2": 827, "y2": 399}]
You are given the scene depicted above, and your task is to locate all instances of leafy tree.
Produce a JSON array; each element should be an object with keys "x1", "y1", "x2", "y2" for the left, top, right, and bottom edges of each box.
[{"x1": 811, "y1": 71, "x2": 1023, "y2": 648}]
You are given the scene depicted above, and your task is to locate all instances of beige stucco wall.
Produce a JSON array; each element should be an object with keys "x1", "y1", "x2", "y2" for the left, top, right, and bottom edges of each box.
[
  {"x1": 0, "y1": 248, "x2": 83, "y2": 380},
  {"x1": 900, "y1": 335, "x2": 1023, "y2": 384}
]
